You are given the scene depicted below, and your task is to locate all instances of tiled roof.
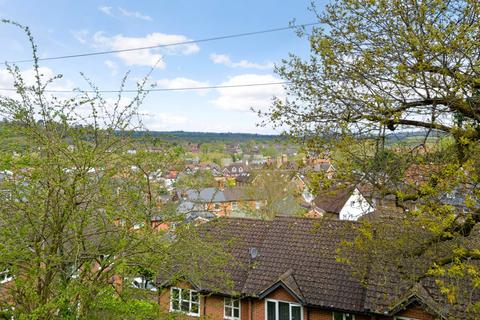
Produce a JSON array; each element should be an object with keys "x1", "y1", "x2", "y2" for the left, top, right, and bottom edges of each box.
[
  {"x1": 179, "y1": 216, "x2": 477, "y2": 319},
  {"x1": 198, "y1": 216, "x2": 366, "y2": 312},
  {"x1": 313, "y1": 185, "x2": 354, "y2": 214}
]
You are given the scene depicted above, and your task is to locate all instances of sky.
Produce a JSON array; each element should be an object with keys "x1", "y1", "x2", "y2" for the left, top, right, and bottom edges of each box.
[{"x1": 0, "y1": 0, "x2": 327, "y2": 133}]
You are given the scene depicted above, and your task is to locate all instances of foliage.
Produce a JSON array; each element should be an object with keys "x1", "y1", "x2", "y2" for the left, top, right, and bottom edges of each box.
[
  {"x1": 263, "y1": 0, "x2": 480, "y2": 315},
  {"x1": 0, "y1": 21, "x2": 231, "y2": 319},
  {"x1": 174, "y1": 170, "x2": 217, "y2": 190},
  {"x1": 244, "y1": 170, "x2": 304, "y2": 218}
]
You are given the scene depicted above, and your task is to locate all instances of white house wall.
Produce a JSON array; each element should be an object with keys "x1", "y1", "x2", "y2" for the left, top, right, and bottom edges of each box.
[{"x1": 339, "y1": 188, "x2": 374, "y2": 221}]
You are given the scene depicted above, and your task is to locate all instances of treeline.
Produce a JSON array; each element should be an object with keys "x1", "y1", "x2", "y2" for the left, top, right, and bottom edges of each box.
[{"x1": 125, "y1": 130, "x2": 285, "y2": 143}]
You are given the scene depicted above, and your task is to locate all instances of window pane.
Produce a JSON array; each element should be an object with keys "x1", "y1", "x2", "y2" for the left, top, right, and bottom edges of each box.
[
  {"x1": 191, "y1": 302, "x2": 199, "y2": 314},
  {"x1": 172, "y1": 299, "x2": 179, "y2": 311},
  {"x1": 345, "y1": 314, "x2": 354, "y2": 320},
  {"x1": 234, "y1": 308, "x2": 240, "y2": 318},
  {"x1": 333, "y1": 312, "x2": 344, "y2": 320},
  {"x1": 225, "y1": 306, "x2": 232, "y2": 317},
  {"x1": 181, "y1": 300, "x2": 189, "y2": 312},
  {"x1": 181, "y1": 289, "x2": 190, "y2": 301},
  {"x1": 191, "y1": 291, "x2": 199, "y2": 302},
  {"x1": 171, "y1": 288, "x2": 179, "y2": 300},
  {"x1": 291, "y1": 305, "x2": 301, "y2": 320},
  {"x1": 233, "y1": 299, "x2": 239, "y2": 308},
  {"x1": 267, "y1": 301, "x2": 276, "y2": 320},
  {"x1": 171, "y1": 288, "x2": 180, "y2": 311},
  {"x1": 278, "y1": 302, "x2": 290, "y2": 320}
]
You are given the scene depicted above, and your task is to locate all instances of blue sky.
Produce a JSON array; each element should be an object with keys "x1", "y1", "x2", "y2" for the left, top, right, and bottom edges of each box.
[{"x1": 0, "y1": 0, "x2": 326, "y2": 133}]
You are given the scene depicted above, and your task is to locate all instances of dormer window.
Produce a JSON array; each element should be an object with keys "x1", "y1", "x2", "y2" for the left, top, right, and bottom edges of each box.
[{"x1": 266, "y1": 299, "x2": 302, "y2": 320}]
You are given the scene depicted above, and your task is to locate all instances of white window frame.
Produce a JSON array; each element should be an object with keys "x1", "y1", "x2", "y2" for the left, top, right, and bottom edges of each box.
[
  {"x1": 255, "y1": 201, "x2": 262, "y2": 210},
  {"x1": 169, "y1": 287, "x2": 200, "y2": 317},
  {"x1": 332, "y1": 312, "x2": 355, "y2": 320},
  {"x1": 265, "y1": 299, "x2": 303, "y2": 320},
  {"x1": 224, "y1": 297, "x2": 241, "y2": 320}
]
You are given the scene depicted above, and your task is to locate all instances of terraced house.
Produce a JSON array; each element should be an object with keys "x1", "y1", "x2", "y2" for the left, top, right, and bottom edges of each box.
[{"x1": 157, "y1": 216, "x2": 476, "y2": 320}]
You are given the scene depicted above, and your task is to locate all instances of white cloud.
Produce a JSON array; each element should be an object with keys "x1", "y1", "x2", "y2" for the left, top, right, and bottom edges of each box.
[
  {"x1": 0, "y1": 67, "x2": 74, "y2": 99},
  {"x1": 118, "y1": 7, "x2": 152, "y2": 21},
  {"x1": 156, "y1": 77, "x2": 209, "y2": 95},
  {"x1": 71, "y1": 29, "x2": 89, "y2": 44},
  {"x1": 210, "y1": 54, "x2": 274, "y2": 70},
  {"x1": 104, "y1": 60, "x2": 118, "y2": 76},
  {"x1": 142, "y1": 112, "x2": 188, "y2": 131},
  {"x1": 212, "y1": 74, "x2": 285, "y2": 112},
  {"x1": 93, "y1": 32, "x2": 200, "y2": 68},
  {"x1": 98, "y1": 6, "x2": 113, "y2": 16}
]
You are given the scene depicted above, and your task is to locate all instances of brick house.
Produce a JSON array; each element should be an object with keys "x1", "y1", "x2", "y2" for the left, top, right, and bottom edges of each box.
[{"x1": 157, "y1": 216, "x2": 475, "y2": 320}]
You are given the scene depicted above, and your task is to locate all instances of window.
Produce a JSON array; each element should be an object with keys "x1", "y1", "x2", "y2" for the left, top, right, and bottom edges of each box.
[
  {"x1": 224, "y1": 297, "x2": 240, "y2": 320},
  {"x1": 266, "y1": 299, "x2": 302, "y2": 320},
  {"x1": 333, "y1": 312, "x2": 355, "y2": 320},
  {"x1": 255, "y1": 201, "x2": 262, "y2": 209},
  {"x1": 232, "y1": 202, "x2": 238, "y2": 210},
  {"x1": 170, "y1": 287, "x2": 200, "y2": 316}
]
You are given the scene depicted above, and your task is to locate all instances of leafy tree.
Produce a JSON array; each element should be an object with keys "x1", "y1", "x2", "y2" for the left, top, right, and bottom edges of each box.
[
  {"x1": 174, "y1": 170, "x2": 217, "y2": 190},
  {"x1": 244, "y1": 170, "x2": 304, "y2": 218},
  {"x1": 261, "y1": 145, "x2": 278, "y2": 158},
  {"x1": 262, "y1": 0, "x2": 480, "y2": 315},
  {"x1": 0, "y1": 21, "x2": 231, "y2": 319}
]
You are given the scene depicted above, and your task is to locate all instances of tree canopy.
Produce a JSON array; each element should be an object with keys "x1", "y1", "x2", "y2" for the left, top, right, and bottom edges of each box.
[
  {"x1": 0, "y1": 21, "x2": 231, "y2": 319},
  {"x1": 263, "y1": 0, "x2": 480, "y2": 315}
]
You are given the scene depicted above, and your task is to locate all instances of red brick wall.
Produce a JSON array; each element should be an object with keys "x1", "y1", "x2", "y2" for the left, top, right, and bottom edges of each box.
[
  {"x1": 394, "y1": 305, "x2": 435, "y2": 320},
  {"x1": 308, "y1": 308, "x2": 370, "y2": 320},
  {"x1": 159, "y1": 285, "x2": 436, "y2": 320}
]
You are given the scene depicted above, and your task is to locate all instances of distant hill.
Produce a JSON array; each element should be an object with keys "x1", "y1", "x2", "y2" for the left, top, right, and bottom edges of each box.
[
  {"x1": 127, "y1": 130, "x2": 284, "y2": 143},
  {"x1": 385, "y1": 129, "x2": 446, "y2": 145}
]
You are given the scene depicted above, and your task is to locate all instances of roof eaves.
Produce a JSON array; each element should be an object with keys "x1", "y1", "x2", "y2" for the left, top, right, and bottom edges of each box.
[
  {"x1": 258, "y1": 281, "x2": 305, "y2": 304},
  {"x1": 385, "y1": 285, "x2": 449, "y2": 319}
]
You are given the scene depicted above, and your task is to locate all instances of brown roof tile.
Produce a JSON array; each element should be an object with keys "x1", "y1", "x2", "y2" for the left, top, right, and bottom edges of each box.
[
  {"x1": 161, "y1": 216, "x2": 477, "y2": 319},
  {"x1": 313, "y1": 185, "x2": 355, "y2": 214},
  {"x1": 200, "y1": 216, "x2": 366, "y2": 312}
]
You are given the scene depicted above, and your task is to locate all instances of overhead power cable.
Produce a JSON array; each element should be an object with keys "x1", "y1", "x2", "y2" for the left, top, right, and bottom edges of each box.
[
  {"x1": 5, "y1": 22, "x2": 319, "y2": 64},
  {"x1": 0, "y1": 81, "x2": 290, "y2": 93}
]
